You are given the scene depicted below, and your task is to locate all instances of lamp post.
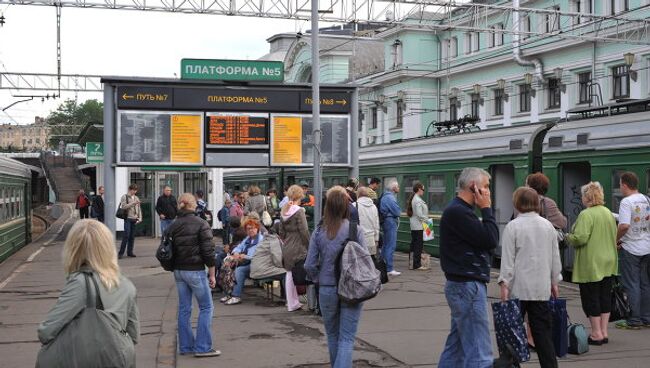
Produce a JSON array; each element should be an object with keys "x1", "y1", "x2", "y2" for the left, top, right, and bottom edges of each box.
[
  {"x1": 624, "y1": 52, "x2": 638, "y2": 81},
  {"x1": 473, "y1": 84, "x2": 481, "y2": 94}
]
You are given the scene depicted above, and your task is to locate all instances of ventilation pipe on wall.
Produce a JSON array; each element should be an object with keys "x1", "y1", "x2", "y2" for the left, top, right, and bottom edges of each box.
[{"x1": 513, "y1": 0, "x2": 544, "y2": 85}]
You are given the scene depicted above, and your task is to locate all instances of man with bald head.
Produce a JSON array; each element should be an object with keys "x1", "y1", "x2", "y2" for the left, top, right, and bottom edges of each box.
[{"x1": 156, "y1": 186, "x2": 178, "y2": 235}]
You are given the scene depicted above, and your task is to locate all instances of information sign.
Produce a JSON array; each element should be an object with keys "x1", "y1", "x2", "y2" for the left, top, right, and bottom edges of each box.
[
  {"x1": 270, "y1": 114, "x2": 350, "y2": 167},
  {"x1": 206, "y1": 113, "x2": 269, "y2": 148},
  {"x1": 85, "y1": 142, "x2": 104, "y2": 163},
  {"x1": 118, "y1": 111, "x2": 203, "y2": 166},
  {"x1": 181, "y1": 59, "x2": 284, "y2": 82}
]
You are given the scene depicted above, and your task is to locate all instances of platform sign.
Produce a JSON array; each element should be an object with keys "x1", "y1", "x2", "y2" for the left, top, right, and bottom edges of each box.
[
  {"x1": 117, "y1": 111, "x2": 203, "y2": 166},
  {"x1": 181, "y1": 59, "x2": 284, "y2": 82},
  {"x1": 205, "y1": 113, "x2": 269, "y2": 149},
  {"x1": 270, "y1": 114, "x2": 350, "y2": 167},
  {"x1": 86, "y1": 142, "x2": 104, "y2": 163}
]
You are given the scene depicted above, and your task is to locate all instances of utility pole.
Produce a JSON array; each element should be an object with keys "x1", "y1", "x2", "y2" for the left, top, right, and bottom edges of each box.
[{"x1": 311, "y1": 0, "x2": 322, "y2": 225}]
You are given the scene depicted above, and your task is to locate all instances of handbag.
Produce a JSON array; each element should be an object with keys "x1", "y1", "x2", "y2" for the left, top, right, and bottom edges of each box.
[
  {"x1": 422, "y1": 218, "x2": 435, "y2": 241},
  {"x1": 548, "y1": 298, "x2": 568, "y2": 357},
  {"x1": 115, "y1": 195, "x2": 129, "y2": 220},
  {"x1": 610, "y1": 278, "x2": 631, "y2": 322},
  {"x1": 291, "y1": 259, "x2": 309, "y2": 286},
  {"x1": 492, "y1": 299, "x2": 530, "y2": 363},
  {"x1": 541, "y1": 197, "x2": 566, "y2": 246},
  {"x1": 36, "y1": 272, "x2": 135, "y2": 368},
  {"x1": 372, "y1": 254, "x2": 389, "y2": 284},
  {"x1": 567, "y1": 322, "x2": 589, "y2": 355},
  {"x1": 155, "y1": 234, "x2": 174, "y2": 272}
]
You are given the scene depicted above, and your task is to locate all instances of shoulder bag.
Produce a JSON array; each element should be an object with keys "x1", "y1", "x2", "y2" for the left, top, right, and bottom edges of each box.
[
  {"x1": 541, "y1": 197, "x2": 566, "y2": 247},
  {"x1": 115, "y1": 195, "x2": 129, "y2": 220},
  {"x1": 36, "y1": 272, "x2": 135, "y2": 368}
]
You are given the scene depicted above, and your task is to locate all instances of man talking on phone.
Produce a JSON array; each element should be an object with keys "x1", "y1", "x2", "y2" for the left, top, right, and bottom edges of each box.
[{"x1": 438, "y1": 167, "x2": 499, "y2": 368}]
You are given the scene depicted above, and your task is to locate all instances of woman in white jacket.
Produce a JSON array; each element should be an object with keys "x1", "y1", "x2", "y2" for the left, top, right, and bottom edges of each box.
[
  {"x1": 355, "y1": 187, "x2": 380, "y2": 256},
  {"x1": 407, "y1": 183, "x2": 429, "y2": 270}
]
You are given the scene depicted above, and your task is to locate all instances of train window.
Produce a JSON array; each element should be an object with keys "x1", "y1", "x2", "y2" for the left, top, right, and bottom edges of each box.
[
  {"x1": 428, "y1": 175, "x2": 447, "y2": 213},
  {"x1": 612, "y1": 170, "x2": 626, "y2": 212},
  {"x1": 0, "y1": 189, "x2": 4, "y2": 222},
  {"x1": 404, "y1": 176, "x2": 421, "y2": 194}
]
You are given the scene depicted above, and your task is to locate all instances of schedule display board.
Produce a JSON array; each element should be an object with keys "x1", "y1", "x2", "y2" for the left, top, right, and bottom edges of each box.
[
  {"x1": 206, "y1": 113, "x2": 269, "y2": 148},
  {"x1": 270, "y1": 114, "x2": 350, "y2": 167},
  {"x1": 118, "y1": 111, "x2": 203, "y2": 166}
]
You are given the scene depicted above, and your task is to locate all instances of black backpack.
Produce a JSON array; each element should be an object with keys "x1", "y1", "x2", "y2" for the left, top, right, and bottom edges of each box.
[{"x1": 156, "y1": 233, "x2": 174, "y2": 272}]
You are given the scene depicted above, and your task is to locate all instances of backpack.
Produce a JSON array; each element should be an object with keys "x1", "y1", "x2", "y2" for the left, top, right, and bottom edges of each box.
[
  {"x1": 568, "y1": 323, "x2": 589, "y2": 355},
  {"x1": 155, "y1": 233, "x2": 174, "y2": 272},
  {"x1": 336, "y1": 221, "x2": 382, "y2": 304},
  {"x1": 217, "y1": 207, "x2": 224, "y2": 222}
]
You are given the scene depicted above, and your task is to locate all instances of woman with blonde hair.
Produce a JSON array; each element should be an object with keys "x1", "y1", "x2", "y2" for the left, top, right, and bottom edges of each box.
[
  {"x1": 166, "y1": 193, "x2": 220, "y2": 357},
  {"x1": 244, "y1": 185, "x2": 267, "y2": 218},
  {"x1": 566, "y1": 182, "x2": 618, "y2": 345},
  {"x1": 38, "y1": 220, "x2": 139, "y2": 365},
  {"x1": 279, "y1": 184, "x2": 311, "y2": 311}
]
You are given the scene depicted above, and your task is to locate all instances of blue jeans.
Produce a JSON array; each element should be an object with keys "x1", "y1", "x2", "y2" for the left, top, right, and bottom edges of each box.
[
  {"x1": 319, "y1": 286, "x2": 363, "y2": 368},
  {"x1": 438, "y1": 280, "x2": 493, "y2": 368},
  {"x1": 619, "y1": 249, "x2": 650, "y2": 325},
  {"x1": 160, "y1": 218, "x2": 174, "y2": 235},
  {"x1": 381, "y1": 218, "x2": 398, "y2": 272},
  {"x1": 174, "y1": 270, "x2": 214, "y2": 354},
  {"x1": 119, "y1": 219, "x2": 137, "y2": 256},
  {"x1": 232, "y1": 263, "x2": 251, "y2": 297}
]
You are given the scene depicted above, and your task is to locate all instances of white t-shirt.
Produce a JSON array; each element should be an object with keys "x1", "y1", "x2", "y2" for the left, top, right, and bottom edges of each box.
[{"x1": 619, "y1": 193, "x2": 650, "y2": 256}]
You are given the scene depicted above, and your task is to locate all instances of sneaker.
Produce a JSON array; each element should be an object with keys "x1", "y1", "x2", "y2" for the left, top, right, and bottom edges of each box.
[
  {"x1": 387, "y1": 270, "x2": 401, "y2": 276},
  {"x1": 615, "y1": 320, "x2": 642, "y2": 330},
  {"x1": 416, "y1": 266, "x2": 429, "y2": 271},
  {"x1": 219, "y1": 296, "x2": 231, "y2": 303},
  {"x1": 194, "y1": 349, "x2": 221, "y2": 358},
  {"x1": 224, "y1": 297, "x2": 241, "y2": 305}
]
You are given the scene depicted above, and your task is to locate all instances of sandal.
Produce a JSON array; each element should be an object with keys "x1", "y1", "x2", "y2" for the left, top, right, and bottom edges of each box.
[{"x1": 587, "y1": 337, "x2": 603, "y2": 346}]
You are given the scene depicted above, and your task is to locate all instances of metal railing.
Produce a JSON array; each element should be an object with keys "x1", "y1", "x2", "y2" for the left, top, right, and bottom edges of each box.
[{"x1": 39, "y1": 151, "x2": 60, "y2": 202}]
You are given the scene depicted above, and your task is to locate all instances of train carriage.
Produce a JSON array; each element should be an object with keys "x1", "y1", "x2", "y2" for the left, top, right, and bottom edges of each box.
[
  {"x1": 223, "y1": 98, "x2": 650, "y2": 275},
  {"x1": 0, "y1": 156, "x2": 33, "y2": 262}
]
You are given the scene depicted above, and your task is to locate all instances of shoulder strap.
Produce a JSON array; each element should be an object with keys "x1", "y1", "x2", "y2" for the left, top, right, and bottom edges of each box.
[
  {"x1": 540, "y1": 197, "x2": 547, "y2": 219},
  {"x1": 348, "y1": 221, "x2": 358, "y2": 243},
  {"x1": 83, "y1": 272, "x2": 105, "y2": 310}
]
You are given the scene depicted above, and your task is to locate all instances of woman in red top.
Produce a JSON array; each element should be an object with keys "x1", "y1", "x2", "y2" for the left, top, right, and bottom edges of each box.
[{"x1": 75, "y1": 189, "x2": 90, "y2": 219}]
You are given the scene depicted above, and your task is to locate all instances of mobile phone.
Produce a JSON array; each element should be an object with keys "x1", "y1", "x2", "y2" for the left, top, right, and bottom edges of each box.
[{"x1": 470, "y1": 184, "x2": 477, "y2": 194}]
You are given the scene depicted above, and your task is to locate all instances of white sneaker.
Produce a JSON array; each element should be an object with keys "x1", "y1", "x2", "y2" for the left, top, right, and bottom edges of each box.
[
  {"x1": 387, "y1": 270, "x2": 401, "y2": 276},
  {"x1": 219, "y1": 296, "x2": 231, "y2": 303}
]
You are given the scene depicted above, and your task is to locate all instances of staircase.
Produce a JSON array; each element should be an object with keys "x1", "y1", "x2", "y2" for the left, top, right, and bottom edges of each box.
[{"x1": 40, "y1": 152, "x2": 84, "y2": 203}]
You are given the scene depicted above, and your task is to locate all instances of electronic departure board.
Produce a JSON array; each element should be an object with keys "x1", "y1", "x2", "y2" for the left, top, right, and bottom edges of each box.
[{"x1": 205, "y1": 113, "x2": 269, "y2": 148}]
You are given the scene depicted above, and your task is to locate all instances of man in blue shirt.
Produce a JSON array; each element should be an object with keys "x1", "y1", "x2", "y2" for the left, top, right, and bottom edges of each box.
[
  {"x1": 438, "y1": 167, "x2": 499, "y2": 368},
  {"x1": 380, "y1": 180, "x2": 402, "y2": 276}
]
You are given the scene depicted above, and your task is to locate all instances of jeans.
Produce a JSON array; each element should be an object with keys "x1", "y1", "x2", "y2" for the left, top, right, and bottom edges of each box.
[
  {"x1": 160, "y1": 218, "x2": 174, "y2": 235},
  {"x1": 381, "y1": 218, "x2": 398, "y2": 272},
  {"x1": 520, "y1": 301, "x2": 558, "y2": 368},
  {"x1": 174, "y1": 270, "x2": 214, "y2": 354},
  {"x1": 232, "y1": 263, "x2": 251, "y2": 297},
  {"x1": 319, "y1": 286, "x2": 363, "y2": 368},
  {"x1": 619, "y1": 249, "x2": 650, "y2": 325},
  {"x1": 438, "y1": 280, "x2": 493, "y2": 368},
  {"x1": 119, "y1": 219, "x2": 137, "y2": 256},
  {"x1": 410, "y1": 230, "x2": 424, "y2": 269}
]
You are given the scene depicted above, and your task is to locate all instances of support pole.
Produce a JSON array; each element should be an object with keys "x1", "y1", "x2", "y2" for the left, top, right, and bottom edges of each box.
[
  {"x1": 311, "y1": 0, "x2": 322, "y2": 225},
  {"x1": 350, "y1": 88, "x2": 359, "y2": 179},
  {"x1": 103, "y1": 84, "x2": 116, "y2": 235}
]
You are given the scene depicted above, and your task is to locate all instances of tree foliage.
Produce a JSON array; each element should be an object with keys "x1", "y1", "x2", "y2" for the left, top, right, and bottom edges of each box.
[{"x1": 47, "y1": 99, "x2": 103, "y2": 126}]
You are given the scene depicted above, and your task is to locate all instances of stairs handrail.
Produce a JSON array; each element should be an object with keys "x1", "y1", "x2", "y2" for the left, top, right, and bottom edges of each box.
[{"x1": 39, "y1": 151, "x2": 60, "y2": 202}]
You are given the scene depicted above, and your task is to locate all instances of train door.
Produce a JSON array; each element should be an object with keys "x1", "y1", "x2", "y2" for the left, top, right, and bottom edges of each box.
[
  {"x1": 130, "y1": 172, "x2": 154, "y2": 237},
  {"x1": 560, "y1": 162, "x2": 591, "y2": 273},
  {"x1": 489, "y1": 164, "x2": 515, "y2": 259},
  {"x1": 154, "y1": 173, "x2": 181, "y2": 237}
]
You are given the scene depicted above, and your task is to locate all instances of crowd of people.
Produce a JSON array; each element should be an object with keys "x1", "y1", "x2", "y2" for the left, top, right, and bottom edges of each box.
[{"x1": 48, "y1": 168, "x2": 649, "y2": 367}]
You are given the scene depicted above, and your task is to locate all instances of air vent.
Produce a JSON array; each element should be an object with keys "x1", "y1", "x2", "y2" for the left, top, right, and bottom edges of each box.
[
  {"x1": 577, "y1": 133, "x2": 589, "y2": 145},
  {"x1": 509, "y1": 139, "x2": 523, "y2": 150},
  {"x1": 548, "y1": 136, "x2": 563, "y2": 148}
]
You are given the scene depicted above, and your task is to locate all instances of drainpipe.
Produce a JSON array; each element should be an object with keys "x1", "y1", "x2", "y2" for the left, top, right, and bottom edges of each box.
[{"x1": 513, "y1": 0, "x2": 544, "y2": 84}]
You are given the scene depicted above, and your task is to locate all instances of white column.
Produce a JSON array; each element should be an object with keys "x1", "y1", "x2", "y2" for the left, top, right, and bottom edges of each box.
[{"x1": 211, "y1": 168, "x2": 224, "y2": 230}]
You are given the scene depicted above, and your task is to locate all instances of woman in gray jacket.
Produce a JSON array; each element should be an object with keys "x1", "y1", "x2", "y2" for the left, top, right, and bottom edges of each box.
[
  {"x1": 38, "y1": 220, "x2": 139, "y2": 366},
  {"x1": 407, "y1": 183, "x2": 429, "y2": 270},
  {"x1": 356, "y1": 187, "x2": 380, "y2": 256},
  {"x1": 244, "y1": 185, "x2": 267, "y2": 218}
]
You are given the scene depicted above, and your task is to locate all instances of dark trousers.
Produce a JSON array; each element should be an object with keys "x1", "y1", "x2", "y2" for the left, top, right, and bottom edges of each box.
[
  {"x1": 579, "y1": 276, "x2": 613, "y2": 317},
  {"x1": 521, "y1": 300, "x2": 558, "y2": 368},
  {"x1": 221, "y1": 225, "x2": 230, "y2": 245},
  {"x1": 410, "y1": 230, "x2": 424, "y2": 269},
  {"x1": 119, "y1": 219, "x2": 137, "y2": 256},
  {"x1": 79, "y1": 207, "x2": 89, "y2": 219}
]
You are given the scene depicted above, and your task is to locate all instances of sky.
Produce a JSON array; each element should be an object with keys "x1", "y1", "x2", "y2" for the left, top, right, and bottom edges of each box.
[{"x1": 0, "y1": 5, "x2": 304, "y2": 125}]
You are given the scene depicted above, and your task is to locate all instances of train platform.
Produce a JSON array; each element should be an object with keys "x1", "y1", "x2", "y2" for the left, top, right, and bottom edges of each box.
[{"x1": 1, "y1": 212, "x2": 649, "y2": 367}]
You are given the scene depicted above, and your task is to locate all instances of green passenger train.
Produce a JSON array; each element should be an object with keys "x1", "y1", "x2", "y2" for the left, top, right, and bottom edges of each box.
[
  {"x1": 223, "y1": 99, "x2": 650, "y2": 273},
  {"x1": 0, "y1": 156, "x2": 33, "y2": 263}
]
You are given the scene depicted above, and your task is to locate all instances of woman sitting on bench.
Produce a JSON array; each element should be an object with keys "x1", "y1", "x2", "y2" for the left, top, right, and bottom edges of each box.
[{"x1": 222, "y1": 218, "x2": 264, "y2": 305}]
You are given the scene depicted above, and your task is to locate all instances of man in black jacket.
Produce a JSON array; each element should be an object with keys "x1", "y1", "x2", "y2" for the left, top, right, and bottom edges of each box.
[
  {"x1": 438, "y1": 167, "x2": 499, "y2": 368},
  {"x1": 91, "y1": 186, "x2": 105, "y2": 223},
  {"x1": 156, "y1": 186, "x2": 178, "y2": 235}
]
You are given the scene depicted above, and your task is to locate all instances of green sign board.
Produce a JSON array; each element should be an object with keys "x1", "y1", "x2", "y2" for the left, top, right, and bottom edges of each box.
[
  {"x1": 86, "y1": 142, "x2": 104, "y2": 163},
  {"x1": 181, "y1": 59, "x2": 284, "y2": 82}
]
